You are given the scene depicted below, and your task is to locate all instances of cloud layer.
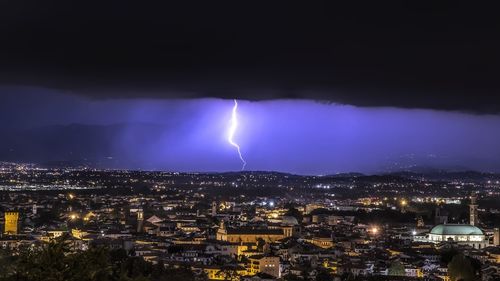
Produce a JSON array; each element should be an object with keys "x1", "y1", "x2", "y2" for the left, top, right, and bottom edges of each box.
[{"x1": 1, "y1": 2, "x2": 499, "y2": 113}]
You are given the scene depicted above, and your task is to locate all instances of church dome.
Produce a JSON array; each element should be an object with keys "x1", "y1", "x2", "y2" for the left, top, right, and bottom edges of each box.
[{"x1": 430, "y1": 224, "x2": 484, "y2": 235}]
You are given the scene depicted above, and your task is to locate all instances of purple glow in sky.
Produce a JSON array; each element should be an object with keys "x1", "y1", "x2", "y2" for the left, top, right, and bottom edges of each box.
[{"x1": 1, "y1": 87, "x2": 500, "y2": 174}]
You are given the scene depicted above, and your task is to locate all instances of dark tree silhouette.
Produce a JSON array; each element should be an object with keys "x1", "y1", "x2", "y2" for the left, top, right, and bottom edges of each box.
[
  {"x1": 448, "y1": 254, "x2": 475, "y2": 281},
  {"x1": 0, "y1": 237, "x2": 197, "y2": 281}
]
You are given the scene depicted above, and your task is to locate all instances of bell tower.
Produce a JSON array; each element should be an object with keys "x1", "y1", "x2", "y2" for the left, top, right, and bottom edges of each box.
[
  {"x1": 469, "y1": 193, "x2": 479, "y2": 226},
  {"x1": 211, "y1": 201, "x2": 217, "y2": 217},
  {"x1": 137, "y1": 209, "x2": 144, "y2": 233}
]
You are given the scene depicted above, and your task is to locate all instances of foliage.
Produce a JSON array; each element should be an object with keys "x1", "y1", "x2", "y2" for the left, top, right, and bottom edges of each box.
[
  {"x1": 0, "y1": 249, "x2": 16, "y2": 279},
  {"x1": 284, "y1": 206, "x2": 303, "y2": 223},
  {"x1": 256, "y1": 238, "x2": 266, "y2": 252},
  {"x1": 388, "y1": 261, "x2": 405, "y2": 276},
  {"x1": 33, "y1": 210, "x2": 61, "y2": 226},
  {"x1": 448, "y1": 254, "x2": 475, "y2": 281},
  {"x1": 440, "y1": 248, "x2": 460, "y2": 264},
  {"x1": 283, "y1": 274, "x2": 303, "y2": 281},
  {"x1": 0, "y1": 238, "x2": 197, "y2": 281},
  {"x1": 315, "y1": 269, "x2": 333, "y2": 281},
  {"x1": 216, "y1": 266, "x2": 240, "y2": 281}
]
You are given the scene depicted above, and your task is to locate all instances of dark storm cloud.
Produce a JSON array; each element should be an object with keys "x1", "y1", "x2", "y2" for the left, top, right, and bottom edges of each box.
[{"x1": 1, "y1": 2, "x2": 500, "y2": 113}]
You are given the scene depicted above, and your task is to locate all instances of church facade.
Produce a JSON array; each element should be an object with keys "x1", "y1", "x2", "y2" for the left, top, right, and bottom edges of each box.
[{"x1": 216, "y1": 222, "x2": 295, "y2": 243}]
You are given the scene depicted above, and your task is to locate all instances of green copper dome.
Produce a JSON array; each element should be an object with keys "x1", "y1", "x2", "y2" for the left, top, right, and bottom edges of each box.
[{"x1": 430, "y1": 224, "x2": 484, "y2": 235}]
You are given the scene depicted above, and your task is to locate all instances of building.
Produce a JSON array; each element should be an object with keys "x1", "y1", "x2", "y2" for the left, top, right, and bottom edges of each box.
[
  {"x1": 71, "y1": 228, "x2": 90, "y2": 240},
  {"x1": 470, "y1": 193, "x2": 479, "y2": 226},
  {"x1": 494, "y1": 228, "x2": 500, "y2": 246},
  {"x1": 198, "y1": 265, "x2": 248, "y2": 280},
  {"x1": 426, "y1": 224, "x2": 488, "y2": 249},
  {"x1": 247, "y1": 255, "x2": 280, "y2": 278},
  {"x1": 485, "y1": 247, "x2": 500, "y2": 264},
  {"x1": 414, "y1": 195, "x2": 488, "y2": 249},
  {"x1": 216, "y1": 222, "x2": 287, "y2": 243},
  {"x1": 137, "y1": 209, "x2": 144, "y2": 233},
  {"x1": 309, "y1": 236, "x2": 334, "y2": 249},
  {"x1": 3, "y1": 212, "x2": 19, "y2": 235},
  {"x1": 305, "y1": 204, "x2": 323, "y2": 215}
]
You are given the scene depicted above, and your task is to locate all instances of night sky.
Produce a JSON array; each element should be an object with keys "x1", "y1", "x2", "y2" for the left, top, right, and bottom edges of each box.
[{"x1": 1, "y1": 2, "x2": 500, "y2": 174}]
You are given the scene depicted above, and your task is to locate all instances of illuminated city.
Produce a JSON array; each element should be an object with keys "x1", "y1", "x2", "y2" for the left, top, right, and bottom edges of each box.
[{"x1": 0, "y1": 162, "x2": 499, "y2": 280}]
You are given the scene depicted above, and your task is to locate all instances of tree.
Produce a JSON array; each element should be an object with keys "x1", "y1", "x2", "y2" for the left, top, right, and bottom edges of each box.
[
  {"x1": 440, "y1": 248, "x2": 460, "y2": 264},
  {"x1": 0, "y1": 237, "x2": 197, "y2": 281},
  {"x1": 256, "y1": 238, "x2": 266, "y2": 252},
  {"x1": 285, "y1": 207, "x2": 303, "y2": 223},
  {"x1": 283, "y1": 274, "x2": 303, "y2": 281},
  {"x1": 158, "y1": 266, "x2": 197, "y2": 281},
  {"x1": 65, "y1": 246, "x2": 112, "y2": 281},
  {"x1": 0, "y1": 249, "x2": 16, "y2": 280},
  {"x1": 216, "y1": 266, "x2": 240, "y2": 281},
  {"x1": 315, "y1": 269, "x2": 333, "y2": 281},
  {"x1": 448, "y1": 254, "x2": 476, "y2": 281},
  {"x1": 34, "y1": 210, "x2": 60, "y2": 227},
  {"x1": 110, "y1": 248, "x2": 129, "y2": 264},
  {"x1": 120, "y1": 256, "x2": 153, "y2": 279},
  {"x1": 342, "y1": 273, "x2": 355, "y2": 281},
  {"x1": 388, "y1": 261, "x2": 406, "y2": 276}
]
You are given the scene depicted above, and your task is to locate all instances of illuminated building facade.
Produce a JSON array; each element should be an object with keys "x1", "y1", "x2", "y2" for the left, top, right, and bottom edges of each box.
[
  {"x1": 137, "y1": 210, "x2": 144, "y2": 233},
  {"x1": 216, "y1": 222, "x2": 291, "y2": 243},
  {"x1": 200, "y1": 266, "x2": 247, "y2": 280},
  {"x1": 3, "y1": 212, "x2": 19, "y2": 235},
  {"x1": 415, "y1": 196, "x2": 488, "y2": 249},
  {"x1": 426, "y1": 224, "x2": 487, "y2": 248},
  {"x1": 309, "y1": 236, "x2": 334, "y2": 249},
  {"x1": 247, "y1": 255, "x2": 281, "y2": 278}
]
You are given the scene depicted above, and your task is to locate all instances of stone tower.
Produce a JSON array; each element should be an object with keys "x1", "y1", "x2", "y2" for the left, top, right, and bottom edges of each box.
[
  {"x1": 4, "y1": 212, "x2": 19, "y2": 235},
  {"x1": 417, "y1": 216, "x2": 425, "y2": 228},
  {"x1": 494, "y1": 228, "x2": 500, "y2": 246},
  {"x1": 469, "y1": 193, "x2": 479, "y2": 226},
  {"x1": 137, "y1": 209, "x2": 144, "y2": 233},
  {"x1": 211, "y1": 201, "x2": 217, "y2": 217}
]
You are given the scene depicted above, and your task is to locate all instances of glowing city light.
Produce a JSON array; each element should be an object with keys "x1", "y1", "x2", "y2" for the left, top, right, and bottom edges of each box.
[{"x1": 228, "y1": 99, "x2": 247, "y2": 170}]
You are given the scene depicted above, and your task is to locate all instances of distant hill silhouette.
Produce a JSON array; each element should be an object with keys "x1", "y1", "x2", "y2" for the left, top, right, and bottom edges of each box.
[
  {"x1": 0, "y1": 123, "x2": 169, "y2": 168},
  {"x1": 1, "y1": 123, "x2": 500, "y2": 178}
]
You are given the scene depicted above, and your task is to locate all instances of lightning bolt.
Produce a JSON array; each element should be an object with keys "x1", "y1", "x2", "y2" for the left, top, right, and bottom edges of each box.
[{"x1": 228, "y1": 99, "x2": 247, "y2": 170}]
